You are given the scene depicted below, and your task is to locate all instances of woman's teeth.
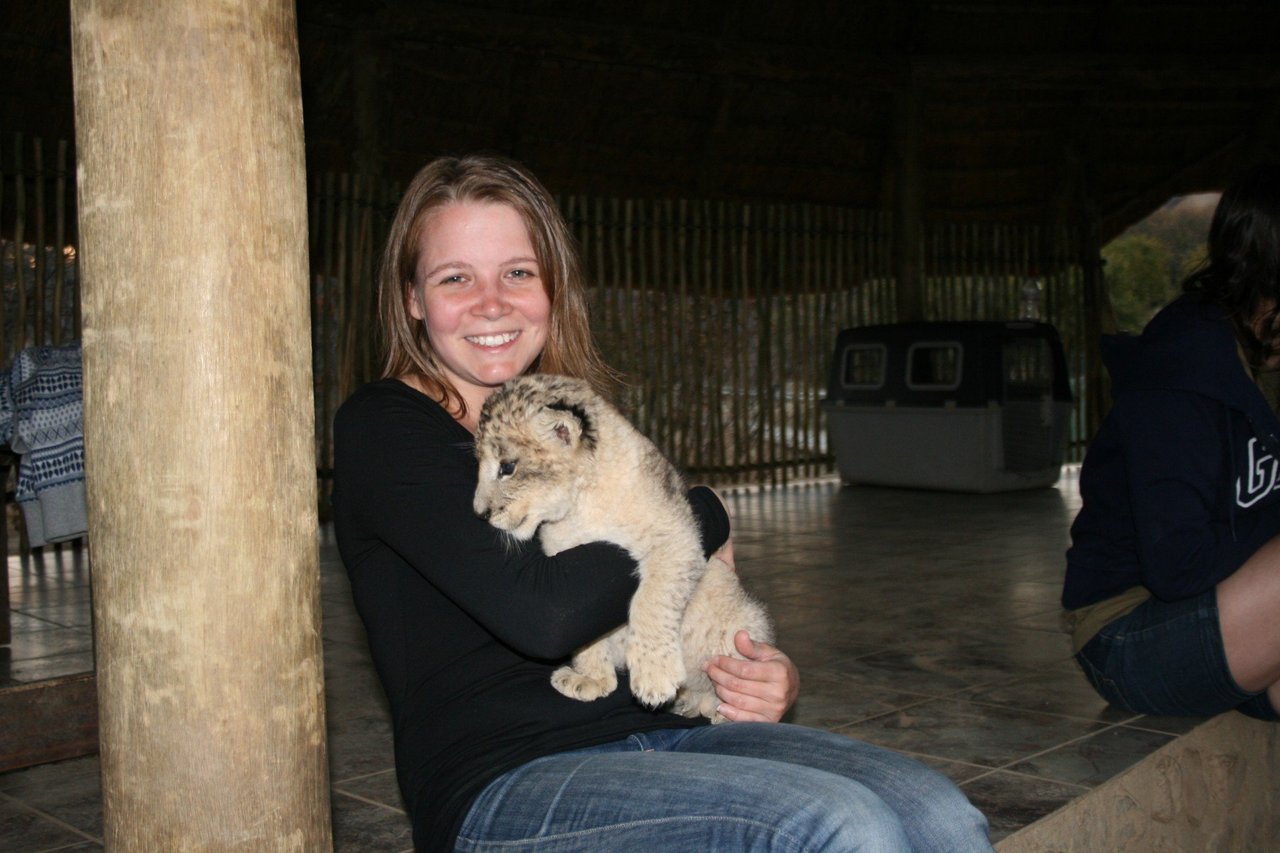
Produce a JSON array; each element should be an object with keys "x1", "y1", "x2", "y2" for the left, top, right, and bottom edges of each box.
[{"x1": 467, "y1": 331, "x2": 519, "y2": 347}]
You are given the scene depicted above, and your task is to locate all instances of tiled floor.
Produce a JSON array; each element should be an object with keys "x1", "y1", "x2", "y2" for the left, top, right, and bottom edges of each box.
[{"x1": 0, "y1": 468, "x2": 1205, "y2": 850}]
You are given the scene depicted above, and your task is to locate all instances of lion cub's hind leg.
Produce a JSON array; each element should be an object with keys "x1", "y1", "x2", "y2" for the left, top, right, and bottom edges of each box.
[
  {"x1": 671, "y1": 556, "x2": 774, "y2": 724},
  {"x1": 550, "y1": 627, "x2": 626, "y2": 702}
]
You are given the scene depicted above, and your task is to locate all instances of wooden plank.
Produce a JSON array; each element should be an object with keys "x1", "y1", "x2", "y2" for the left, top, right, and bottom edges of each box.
[
  {"x1": 0, "y1": 673, "x2": 98, "y2": 773},
  {"x1": 0, "y1": 549, "x2": 8, "y2": 646}
]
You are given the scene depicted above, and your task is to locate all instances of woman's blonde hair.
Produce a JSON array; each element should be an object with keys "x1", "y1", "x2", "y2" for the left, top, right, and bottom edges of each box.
[{"x1": 379, "y1": 154, "x2": 617, "y2": 418}]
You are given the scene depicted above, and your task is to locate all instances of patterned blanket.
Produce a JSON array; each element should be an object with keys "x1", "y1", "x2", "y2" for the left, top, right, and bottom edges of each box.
[{"x1": 0, "y1": 344, "x2": 87, "y2": 546}]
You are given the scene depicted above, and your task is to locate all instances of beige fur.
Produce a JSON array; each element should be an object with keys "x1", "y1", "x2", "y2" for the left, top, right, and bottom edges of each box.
[{"x1": 472, "y1": 374, "x2": 772, "y2": 722}]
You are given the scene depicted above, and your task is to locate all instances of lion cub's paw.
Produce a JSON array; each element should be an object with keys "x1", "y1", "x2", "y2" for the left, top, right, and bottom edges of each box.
[
  {"x1": 551, "y1": 665, "x2": 618, "y2": 702},
  {"x1": 674, "y1": 683, "x2": 726, "y2": 723},
  {"x1": 626, "y1": 650, "x2": 684, "y2": 708}
]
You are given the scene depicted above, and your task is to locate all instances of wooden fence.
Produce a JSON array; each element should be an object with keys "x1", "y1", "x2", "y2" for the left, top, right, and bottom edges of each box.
[
  {"x1": 0, "y1": 135, "x2": 79, "y2": 363},
  {"x1": 309, "y1": 180, "x2": 1095, "y2": 494},
  {"x1": 2, "y1": 141, "x2": 1098, "y2": 498}
]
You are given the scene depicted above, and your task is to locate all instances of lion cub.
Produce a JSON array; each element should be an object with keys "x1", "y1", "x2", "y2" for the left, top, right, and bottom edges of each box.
[{"x1": 472, "y1": 374, "x2": 772, "y2": 722}]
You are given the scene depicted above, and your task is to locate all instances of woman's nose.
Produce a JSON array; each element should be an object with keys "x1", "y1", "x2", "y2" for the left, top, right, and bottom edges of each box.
[{"x1": 472, "y1": 277, "x2": 511, "y2": 319}]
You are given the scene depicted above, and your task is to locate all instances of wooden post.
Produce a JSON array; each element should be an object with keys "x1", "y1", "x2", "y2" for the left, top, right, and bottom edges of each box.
[
  {"x1": 892, "y1": 86, "x2": 925, "y2": 322},
  {"x1": 1080, "y1": 214, "x2": 1116, "y2": 440},
  {"x1": 69, "y1": 2, "x2": 332, "y2": 849}
]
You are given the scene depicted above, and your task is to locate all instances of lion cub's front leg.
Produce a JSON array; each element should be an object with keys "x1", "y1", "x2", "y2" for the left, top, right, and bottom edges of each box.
[
  {"x1": 550, "y1": 627, "x2": 625, "y2": 702},
  {"x1": 623, "y1": 550, "x2": 704, "y2": 708}
]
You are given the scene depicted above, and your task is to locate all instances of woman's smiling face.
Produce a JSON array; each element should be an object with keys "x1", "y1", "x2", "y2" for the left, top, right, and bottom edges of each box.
[{"x1": 409, "y1": 201, "x2": 551, "y2": 417}]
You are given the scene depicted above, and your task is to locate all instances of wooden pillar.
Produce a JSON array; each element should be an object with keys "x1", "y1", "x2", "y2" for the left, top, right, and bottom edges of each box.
[
  {"x1": 69, "y1": 2, "x2": 332, "y2": 849},
  {"x1": 1080, "y1": 214, "x2": 1116, "y2": 439},
  {"x1": 892, "y1": 86, "x2": 925, "y2": 322}
]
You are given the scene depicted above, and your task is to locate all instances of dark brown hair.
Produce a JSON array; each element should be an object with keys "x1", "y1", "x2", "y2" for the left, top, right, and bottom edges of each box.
[{"x1": 1184, "y1": 162, "x2": 1280, "y2": 365}]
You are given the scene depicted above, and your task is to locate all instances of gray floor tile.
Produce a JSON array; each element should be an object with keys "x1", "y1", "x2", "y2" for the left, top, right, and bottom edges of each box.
[
  {"x1": 960, "y1": 769, "x2": 1088, "y2": 842},
  {"x1": 0, "y1": 795, "x2": 99, "y2": 853},
  {"x1": 1005, "y1": 723, "x2": 1176, "y2": 787},
  {"x1": 330, "y1": 790, "x2": 414, "y2": 853},
  {"x1": 0, "y1": 759, "x2": 103, "y2": 837},
  {"x1": 960, "y1": 664, "x2": 1135, "y2": 724},
  {"x1": 333, "y1": 769, "x2": 406, "y2": 811},
  {"x1": 834, "y1": 696, "x2": 1107, "y2": 770},
  {"x1": 2, "y1": 651, "x2": 95, "y2": 682},
  {"x1": 326, "y1": 712, "x2": 397, "y2": 784}
]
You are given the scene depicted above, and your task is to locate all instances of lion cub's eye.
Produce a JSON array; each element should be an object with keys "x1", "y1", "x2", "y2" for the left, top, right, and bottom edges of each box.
[{"x1": 497, "y1": 460, "x2": 517, "y2": 477}]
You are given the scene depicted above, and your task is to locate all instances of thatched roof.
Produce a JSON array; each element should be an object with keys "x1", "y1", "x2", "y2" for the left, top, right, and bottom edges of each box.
[
  {"x1": 295, "y1": 1, "x2": 1280, "y2": 240},
  {"x1": 4, "y1": 2, "x2": 1278, "y2": 241}
]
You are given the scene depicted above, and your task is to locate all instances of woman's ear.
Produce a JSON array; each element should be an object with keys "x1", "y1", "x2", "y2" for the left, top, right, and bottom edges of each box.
[{"x1": 407, "y1": 282, "x2": 425, "y2": 321}]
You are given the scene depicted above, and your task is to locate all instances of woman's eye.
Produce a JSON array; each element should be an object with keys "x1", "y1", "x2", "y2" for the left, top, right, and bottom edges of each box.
[
  {"x1": 509, "y1": 268, "x2": 535, "y2": 280},
  {"x1": 498, "y1": 460, "x2": 517, "y2": 477}
]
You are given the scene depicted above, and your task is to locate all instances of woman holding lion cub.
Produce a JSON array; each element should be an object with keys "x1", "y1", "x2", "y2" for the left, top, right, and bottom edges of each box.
[{"x1": 332, "y1": 154, "x2": 992, "y2": 852}]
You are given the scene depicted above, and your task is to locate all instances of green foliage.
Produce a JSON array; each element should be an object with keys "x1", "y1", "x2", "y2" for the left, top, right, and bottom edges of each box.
[
  {"x1": 1104, "y1": 194, "x2": 1218, "y2": 333},
  {"x1": 1103, "y1": 234, "x2": 1174, "y2": 332}
]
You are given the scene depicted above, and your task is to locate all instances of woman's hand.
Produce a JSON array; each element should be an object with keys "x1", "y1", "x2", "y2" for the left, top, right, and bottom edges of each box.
[{"x1": 704, "y1": 630, "x2": 800, "y2": 723}]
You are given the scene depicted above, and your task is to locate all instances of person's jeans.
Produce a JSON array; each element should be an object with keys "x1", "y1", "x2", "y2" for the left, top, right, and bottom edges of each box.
[
  {"x1": 455, "y1": 722, "x2": 992, "y2": 851},
  {"x1": 1076, "y1": 587, "x2": 1279, "y2": 721}
]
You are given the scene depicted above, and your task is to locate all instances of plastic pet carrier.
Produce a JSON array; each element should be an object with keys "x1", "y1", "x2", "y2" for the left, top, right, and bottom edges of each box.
[{"x1": 821, "y1": 321, "x2": 1073, "y2": 492}]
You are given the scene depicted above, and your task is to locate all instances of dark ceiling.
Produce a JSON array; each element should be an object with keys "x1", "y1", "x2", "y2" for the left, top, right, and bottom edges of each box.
[{"x1": 5, "y1": 2, "x2": 1280, "y2": 242}]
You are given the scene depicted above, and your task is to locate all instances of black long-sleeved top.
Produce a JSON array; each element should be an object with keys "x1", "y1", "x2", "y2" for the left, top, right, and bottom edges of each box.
[{"x1": 332, "y1": 378, "x2": 729, "y2": 851}]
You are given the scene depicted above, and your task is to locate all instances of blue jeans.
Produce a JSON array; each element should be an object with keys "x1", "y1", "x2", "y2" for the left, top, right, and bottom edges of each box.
[
  {"x1": 455, "y1": 723, "x2": 992, "y2": 852},
  {"x1": 1076, "y1": 588, "x2": 1279, "y2": 721}
]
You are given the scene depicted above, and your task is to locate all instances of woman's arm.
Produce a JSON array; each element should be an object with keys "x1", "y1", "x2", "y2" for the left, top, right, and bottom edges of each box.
[
  {"x1": 335, "y1": 386, "x2": 640, "y2": 658},
  {"x1": 335, "y1": 385, "x2": 733, "y2": 659}
]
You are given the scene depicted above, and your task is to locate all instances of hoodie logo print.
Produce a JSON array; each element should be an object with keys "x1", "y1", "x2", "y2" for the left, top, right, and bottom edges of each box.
[{"x1": 1237, "y1": 438, "x2": 1279, "y2": 508}]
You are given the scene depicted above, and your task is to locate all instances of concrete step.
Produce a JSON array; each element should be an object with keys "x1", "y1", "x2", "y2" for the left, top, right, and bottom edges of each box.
[{"x1": 996, "y1": 713, "x2": 1280, "y2": 851}]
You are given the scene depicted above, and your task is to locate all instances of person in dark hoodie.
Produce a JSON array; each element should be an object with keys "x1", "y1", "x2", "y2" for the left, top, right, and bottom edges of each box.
[{"x1": 1063, "y1": 162, "x2": 1280, "y2": 721}]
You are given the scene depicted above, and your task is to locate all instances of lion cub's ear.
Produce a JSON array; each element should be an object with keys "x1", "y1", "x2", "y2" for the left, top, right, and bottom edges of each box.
[{"x1": 538, "y1": 401, "x2": 592, "y2": 450}]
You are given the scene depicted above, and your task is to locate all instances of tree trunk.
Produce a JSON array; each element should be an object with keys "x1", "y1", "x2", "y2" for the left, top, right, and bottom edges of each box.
[{"x1": 69, "y1": 1, "x2": 332, "y2": 848}]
